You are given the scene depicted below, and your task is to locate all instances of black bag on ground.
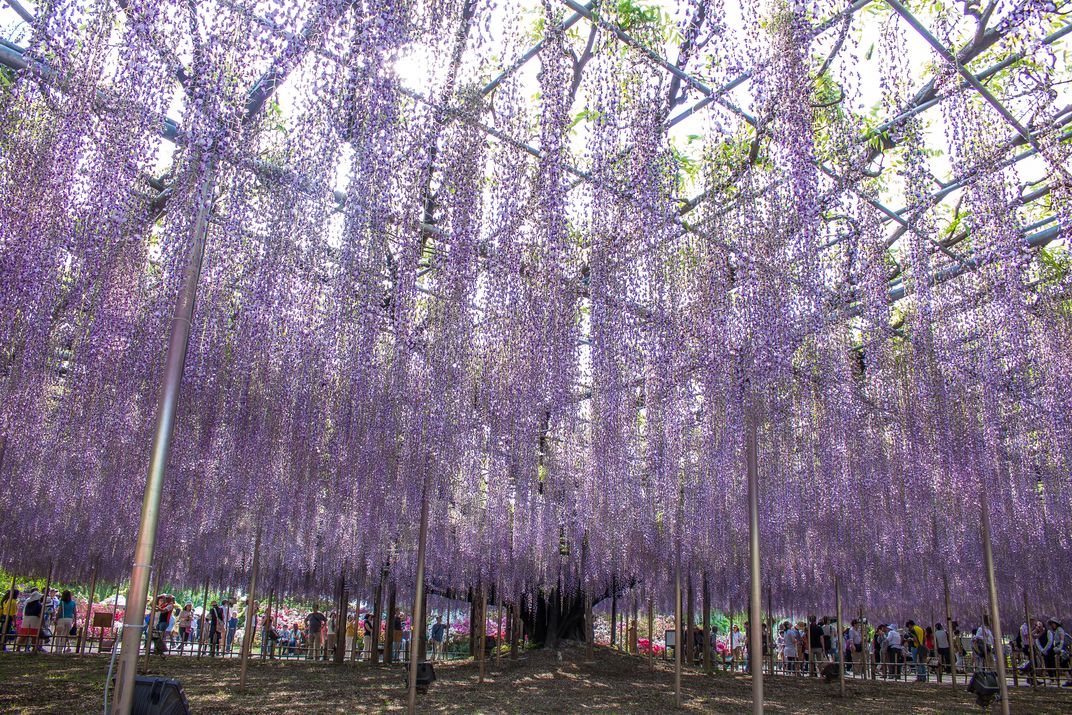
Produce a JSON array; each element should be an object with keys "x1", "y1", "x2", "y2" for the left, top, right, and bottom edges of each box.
[
  {"x1": 132, "y1": 676, "x2": 191, "y2": 715},
  {"x1": 967, "y1": 670, "x2": 1001, "y2": 708}
]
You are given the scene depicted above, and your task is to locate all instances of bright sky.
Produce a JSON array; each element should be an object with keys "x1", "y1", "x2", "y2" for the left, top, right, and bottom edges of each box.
[{"x1": 1, "y1": 0, "x2": 1066, "y2": 244}]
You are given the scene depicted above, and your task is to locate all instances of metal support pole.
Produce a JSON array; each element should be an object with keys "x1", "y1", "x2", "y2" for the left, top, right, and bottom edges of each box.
[
  {"x1": 980, "y1": 490, "x2": 1010, "y2": 715},
  {"x1": 746, "y1": 408, "x2": 764, "y2": 715},
  {"x1": 407, "y1": 479, "x2": 431, "y2": 715},
  {"x1": 239, "y1": 526, "x2": 261, "y2": 690},
  {"x1": 113, "y1": 156, "x2": 217, "y2": 715}
]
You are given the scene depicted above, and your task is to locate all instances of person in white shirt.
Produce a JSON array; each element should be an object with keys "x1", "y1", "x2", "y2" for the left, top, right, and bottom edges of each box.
[
  {"x1": 730, "y1": 625, "x2": 744, "y2": 670},
  {"x1": 781, "y1": 622, "x2": 800, "y2": 675},
  {"x1": 973, "y1": 617, "x2": 995, "y2": 669},
  {"x1": 934, "y1": 622, "x2": 951, "y2": 676},
  {"x1": 885, "y1": 625, "x2": 904, "y2": 679},
  {"x1": 848, "y1": 620, "x2": 863, "y2": 675}
]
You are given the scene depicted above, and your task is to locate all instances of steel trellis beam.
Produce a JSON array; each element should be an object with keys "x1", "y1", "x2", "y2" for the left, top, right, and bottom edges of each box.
[
  {"x1": 557, "y1": 0, "x2": 757, "y2": 126},
  {"x1": 885, "y1": 0, "x2": 1042, "y2": 155},
  {"x1": 480, "y1": 2, "x2": 594, "y2": 96}
]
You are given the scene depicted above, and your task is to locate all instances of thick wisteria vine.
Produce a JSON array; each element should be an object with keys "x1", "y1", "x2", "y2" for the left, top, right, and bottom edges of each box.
[{"x1": 0, "y1": 0, "x2": 1070, "y2": 627}]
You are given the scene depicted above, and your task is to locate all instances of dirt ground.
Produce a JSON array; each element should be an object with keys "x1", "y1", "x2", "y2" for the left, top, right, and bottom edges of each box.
[{"x1": 0, "y1": 646, "x2": 1068, "y2": 713}]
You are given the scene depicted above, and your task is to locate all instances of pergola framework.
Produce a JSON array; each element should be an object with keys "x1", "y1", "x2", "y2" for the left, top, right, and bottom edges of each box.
[{"x1": 1, "y1": 1, "x2": 1070, "y2": 713}]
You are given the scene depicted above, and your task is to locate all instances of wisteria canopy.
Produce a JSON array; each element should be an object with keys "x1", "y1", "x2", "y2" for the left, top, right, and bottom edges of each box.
[{"x1": 0, "y1": 0, "x2": 1070, "y2": 623}]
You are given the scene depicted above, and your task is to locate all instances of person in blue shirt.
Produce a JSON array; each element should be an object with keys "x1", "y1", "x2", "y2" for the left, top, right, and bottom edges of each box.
[
  {"x1": 430, "y1": 615, "x2": 447, "y2": 660},
  {"x1": 55, "y1": 591, "x2": 78, "y2": 652},
  {"x1": 226, "y1": 605, "x2": 239, "y2": 653}
]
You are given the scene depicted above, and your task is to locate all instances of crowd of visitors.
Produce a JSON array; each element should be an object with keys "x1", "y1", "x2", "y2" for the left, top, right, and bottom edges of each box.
[
  {"x1": 2, "y1": 580, "x2": 1069, "y2": 689},
  {"x1": 725, "y1": 613, "x2": 1072, "y2": 687}
]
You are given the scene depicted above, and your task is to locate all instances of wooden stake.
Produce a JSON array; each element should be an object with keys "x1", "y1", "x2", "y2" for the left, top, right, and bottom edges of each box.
[
  {"x1": 835, "y1": 575, "x2": 845, "y2": 698},
  {"x1": 262, "y1": 588, "x2": 274, "y2": 659},
  {"x1": 35, "y1": 562, "x2": 54, "y2": 653},
  {"x1": 110, "y1": 582, "x2": 122, "y2": 648},
  {"x1": 648, "y1": 593, "x2": 654, "y2": 672},
  {"x1": 510, "y1": 601, "x2": 519, "y2": 660},
  {"x1": 406, "y1": 473, "x2": 431, "y2": 715},
  {"x1": 495, "y1": 595, "x2": 503, "y2": 668},
  {"x1": 766, "y1": 586, "x2": 774, "y2": 679},
  {"x1": 1024, "y1": 592, "x2": 1038, "y2": 687},
  {"x1": 370, "y1": 569, "x2": 384, "y2": 664},
  {"x1": 980, "y1": 489, "x2": 1011, "y2": 715},
  {"x1": 334, "y1": 570, "x2": 347, "y2": 664},
  {"x1": 385, "y1": 582, "x2": 397, "y2": 664},
  {"x1": 239, "y1": 527, "x2": 261, "y2": 689},
  {"x1": 584, "y1": 591, "x2": 594, "y2": 662},
  {"x1": 196, "y1": 578, "x2": 209, "y2": 658},
  {"x1": 675, "y1": 556, "x2": 682, "y2": 707},
  {"x1": 478, "y1": 584, "x2": 487, "y2": 683},
  {"x1": 1, "y1": 573, "x2": 15, "y2": 651},
  {"x1": 702, "y1": 573, "x2": 711, "y2": 674},
  {"x1": 79, "y1": 564, "x2": 98, "y2": 654},
  {"x1": 729, "y1": 608, "x2": 735, "y2": 673},
  {"x1": 686, "y1": 574, "x2": 694, "y2": 666},
  {"x1": 610, "y1": 580, "x2": 617, "y2": 649}
]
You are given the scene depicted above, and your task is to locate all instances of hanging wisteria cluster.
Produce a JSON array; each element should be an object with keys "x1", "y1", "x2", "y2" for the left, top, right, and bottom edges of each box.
[{"x1": 1, "y1": 0, "x2": 1070, "y2": 625}]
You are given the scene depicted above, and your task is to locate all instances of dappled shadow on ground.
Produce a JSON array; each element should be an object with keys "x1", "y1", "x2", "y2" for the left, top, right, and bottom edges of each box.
[{"x1": 0, "y1": 646, "x2": 1068, "y2": 713}]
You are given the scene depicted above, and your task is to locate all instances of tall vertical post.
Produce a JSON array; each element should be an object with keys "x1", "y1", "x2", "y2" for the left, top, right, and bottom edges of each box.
[
  {"x1": 584, "y1": 591, "x2": 594, "y2": 662},
  {"x1": 729, "y1": 608, "x2": 735, "y2": 672},
  {"x1": 702, "y1": 573, "x2": 711, "y2": 674},
  {"x1": 143, "y1": 567, "x2": 160, "y2": 670},
  {"x1": 495, "y1": 596, "x2": 503, "y2": 668},
  {"x1": 335, "y1": 570, "x2": 347, "y2": 664},
  {"x1": 510, "y1": 601, "x2": 519, "y2": 660},
  {"x1": 196, "y1": 579, "x2": 209, "y2": 658},
  {"x1": 1024, "y1": 592, "x2": 1038, "y2": 688},
  {"x1": 35, "y1": 562, "x2": 54, "y2": 652},
  {"x1": 767, "y1": 587, "x2": 774, "y2": 677},
  {"x1": 477, "y1": 584, "x2": 487, "y2": 683},
  {"x1": 262, "y1": 588, "x2": 274, "y2": 659},
  {"x1": 407, "y1": 479, "x2": 431, "y2": 715},
  {"x1": 114, "y1": 157, "x2": 217, "y2": 715},
  {"x1": 674, "y1": 557, "x2": 682, "y2": 708},
  {"x1": 746, "y1": 407, "x2": 764, "y2": 715},
  {"x1": 647, "y1": 593, "x2": 654, "y2": 671},
  {"x1": 1, "y1": 573, "x2": 15, "y2": 652},
  {"x1": 239, "y1": 527, "x2": 261, "y2": 690},
  {"x1": 685, "y1": 574, "x2": 694, "y2": 665},
  {"x1": 385, "y1": 583, "x2": 397, "y2": 664},
  {"x1": 370, "y1": 570, "x2": 384, "y2": 664},
  {"x1": 835, "y1": 575, "x2": 845, "y2": 698},
  {"x1": 942, "y1": 577, "x2": 954, "y2": 686},
  {"x1": 610, "y1": 582, "x2": 617, "y2": 649},
  {"x1": 980, "y1": 490, "x2": 1010, "y2": 715},
  {"x1": 78, "y1": 564, "x2": 98, "y2": 654}
]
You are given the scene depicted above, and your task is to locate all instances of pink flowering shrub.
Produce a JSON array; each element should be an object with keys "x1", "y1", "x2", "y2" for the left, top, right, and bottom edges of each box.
[{"x1": 637, "y1": 638, "x2": 665, "y2": 656}]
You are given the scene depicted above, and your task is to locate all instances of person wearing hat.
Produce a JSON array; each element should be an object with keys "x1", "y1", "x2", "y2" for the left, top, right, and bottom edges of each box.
[
  {"x1": 1036, "y1": 617, "x2": 1057, "y2": 682},
  {"x1": 1050, "y1": 618, "x2": 1072, "y2": 687},
  {"x1": 16, "y1": 590, "x2": 44, "y2": 651}
]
